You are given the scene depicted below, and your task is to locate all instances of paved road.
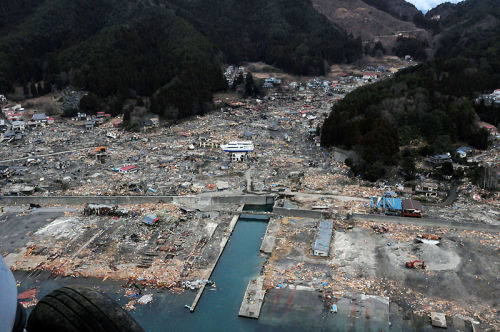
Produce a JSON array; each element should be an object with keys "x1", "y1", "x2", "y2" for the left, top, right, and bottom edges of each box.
[
  {"x1": 353, "y1": 213, "x2": 500, "y2": 232},
  {"x1": 245, "y1": 167, "x2": 253, "y2": 192},
  {"x1": 0, "y1": 211, "x2": 63, "y2": 253},
  {"x1": 440, "y1": 180, "x2": 460, "y2": 207}
]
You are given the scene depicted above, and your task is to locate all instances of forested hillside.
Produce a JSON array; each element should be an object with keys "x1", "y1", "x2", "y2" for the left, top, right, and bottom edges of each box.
[
  {"x1": 0, "y1": 0, "x2": 362, "y2": 119},
  {"x1": 321, "y1": 0, "x2": 500, "y2": 180},
  {"x1": 168, "y1": 0, "x2": 362, "y2": 76},
  {"x1": 0, "y1": 0, "x2": 40, "y2": 32}
]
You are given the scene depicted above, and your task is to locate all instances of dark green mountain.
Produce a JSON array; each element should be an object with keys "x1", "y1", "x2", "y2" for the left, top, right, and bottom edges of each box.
[
  {"x1": 168, "y1": 0, "x2": 362, "y2": 75},
  {"x1": 0, "y1": 0, "x2": 362, "y2": 119},
  {"x1": 321, "y1": 0, "x2": 500, "y2": 181}
]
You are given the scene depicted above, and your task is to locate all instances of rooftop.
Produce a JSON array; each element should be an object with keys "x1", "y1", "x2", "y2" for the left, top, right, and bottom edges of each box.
[
  {"x1": 402, "y1": 199, "x2": 423, "y2": 211},
  {"x1": 312, "y1": 220, "x2": 333, "y2": 253}
]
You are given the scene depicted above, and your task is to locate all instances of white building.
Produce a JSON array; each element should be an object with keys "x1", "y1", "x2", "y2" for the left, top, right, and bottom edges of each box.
[
  {"x1": 221, "y1": 141, "x2": 254, "y2": 153},
  {"x1": 11, "y1": 121, "x2": 26, "y2": 131},
  {"x1": 221, "y1": 141, "x2": 254, "y2": 162}
]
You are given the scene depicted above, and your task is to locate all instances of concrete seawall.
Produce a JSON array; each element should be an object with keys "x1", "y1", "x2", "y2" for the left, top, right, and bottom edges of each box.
[{"x1": 0, "y1": 195, "x2": 275, "y2": 206}]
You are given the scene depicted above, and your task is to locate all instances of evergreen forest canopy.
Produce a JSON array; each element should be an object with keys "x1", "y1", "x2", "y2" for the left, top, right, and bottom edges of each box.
[
  {"x1": 0, "y1": 0, "x2": 362, "y2": 119},
  {"x1": 321, "y1": 0, "x2": 500, "y2": 181}
]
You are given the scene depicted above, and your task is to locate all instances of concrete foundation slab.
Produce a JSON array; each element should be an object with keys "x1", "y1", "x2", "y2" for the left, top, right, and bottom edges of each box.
[
  {"x1": 238, "y1": 276, "x2": 265, "y2": 319},
  {"x1": 431, "y1": 312, "x2": 447, "y2": 328}
]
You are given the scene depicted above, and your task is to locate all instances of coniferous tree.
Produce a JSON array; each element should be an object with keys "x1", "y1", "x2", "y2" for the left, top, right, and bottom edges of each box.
[
  {"x1": 30, "y1": 82, "x2": 37, "y2": 97},
  {"x1": 245, "y1": 73, "x2": 259, "y2": 97}
]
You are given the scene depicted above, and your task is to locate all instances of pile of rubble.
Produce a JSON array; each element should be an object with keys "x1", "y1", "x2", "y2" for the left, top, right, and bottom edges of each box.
[{"x1": 8, "y1": 203, "x2": 232, "y2": 293}]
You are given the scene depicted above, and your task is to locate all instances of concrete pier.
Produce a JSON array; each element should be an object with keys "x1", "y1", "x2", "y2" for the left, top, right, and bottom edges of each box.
[
  {"x1": 260, "y1": 217, "x2": 279, "y2": 254},
  {"x1": 189, "y1": 205, "x2": 244, "y2": 312},
  {"x1": 238, "y1": 276, "x2": 265, "y2": 319}
]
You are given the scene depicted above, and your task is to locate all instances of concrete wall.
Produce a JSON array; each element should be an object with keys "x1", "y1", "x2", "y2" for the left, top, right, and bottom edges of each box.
[
  {"x1": 0, "y1": 195, "x2": 273, "y2": 206},
  {"x1": 211, "y1": 195, "x2": 274, "y2": 205},
  {"x1": 273, "y1": 207, "x2": 329, "y2": 218}
]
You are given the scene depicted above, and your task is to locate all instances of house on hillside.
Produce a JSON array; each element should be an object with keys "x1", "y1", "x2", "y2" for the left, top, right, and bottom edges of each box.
[
  {"x1": 456, "y1": 146, "x2": 474, "y2": 158},
  {"x1": 32, "y1": 113, "x2": 47, "y2": 123},
  {"x1": 85, "y1": 121, "x2": 94, "y2": 131},
  {"x1": 479, "y1": 122, "x2": 498, "y2": 135},
  {"x1": 11, "y1": 121, "x2": 26, "y2": 131},
  {"x1": 265, "y1": 77, "x2": 282, "y2": 84},
  {"x1": 2, "y1": 104, "x2": 21, "y2": 113},
  {"x1": 6, "y1": 112, "x2": 22, "y2": 121},
  {"x1": 415, "y1": 182, "x2": 438, "y2": 197},
  {"x1": 362, "y1": 73, "x2": 378, "y2": 81},
  {"x1": 428, "y1": 153, "x2": 452, "y2": 165}
]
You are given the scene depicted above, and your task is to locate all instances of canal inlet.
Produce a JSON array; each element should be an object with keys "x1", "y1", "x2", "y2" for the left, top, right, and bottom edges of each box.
[{"x1": 189, "y1": 204, "x2": 271, "y2": 313}]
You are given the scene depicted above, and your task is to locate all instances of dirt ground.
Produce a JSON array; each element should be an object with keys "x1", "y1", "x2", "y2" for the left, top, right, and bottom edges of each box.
[
  {"x1": 246, "y1": 57, "x2": 409, "y2": 83},
  {"x1": 18, "y1": 93, "x2": 61, "y2": 115}
]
